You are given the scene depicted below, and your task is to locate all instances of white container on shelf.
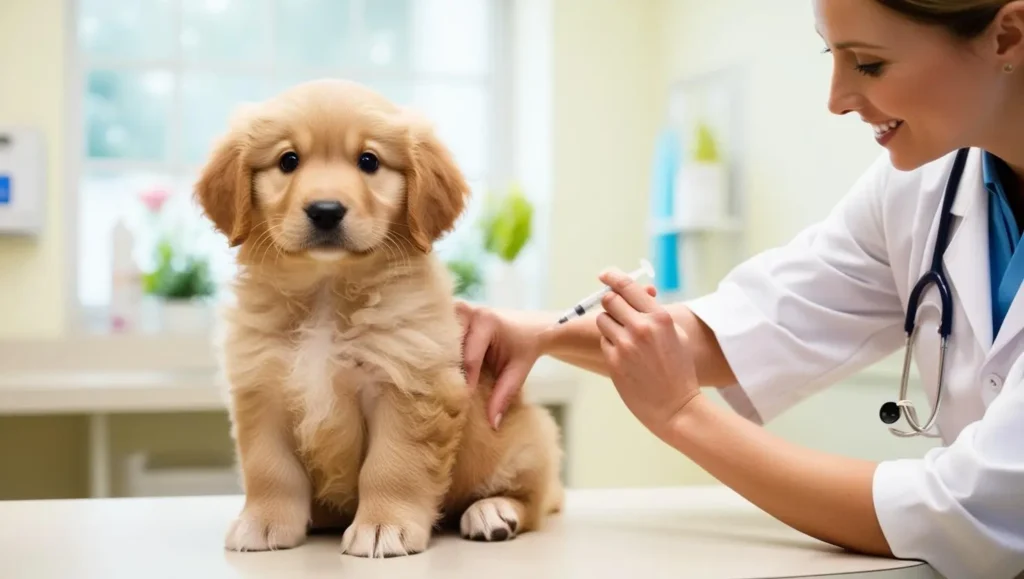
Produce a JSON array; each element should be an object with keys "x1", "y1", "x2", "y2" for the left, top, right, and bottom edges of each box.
[
  {"x1": 110, "y1": 220, "x2": 143, "y2": 333},
  {"x1": 673, "y1": 161, "x2": 729, "y2": 229}
]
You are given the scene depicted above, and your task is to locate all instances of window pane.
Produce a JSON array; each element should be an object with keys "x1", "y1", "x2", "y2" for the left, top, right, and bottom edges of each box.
[
  {"x1": 275, "y1": 0, "x2": 353, "y2": 69},
  {"x1": 412, "y1": 0, "x2": 491, "y2": 75},
  {"x1": 181, "y1": 0, "x2": 273, "y2": 64},
  {"x1": 182, "y1": 73, "x2": 275, "y2": 166},
  {"x1": 78, "y1": 169, "x2": 236, "y2": 308},
  {"x1": 273, "y1": 73, "x2": 413, "y2": 108},
  {"x1": 357, "y1": 0, "x2": 412, "y2": 72},
  {"x1": 78, "y1": 0, "x2": 176, "y2": 60},
  {"x1": 411, "y1": 83, "x2": 488, "y2": 180},
  {"x1": 85, "y1": 69, "x2": 175, "y2": 161},
  {"x1": 78, "y1": 168, "x2": 175, "y2": 308}
]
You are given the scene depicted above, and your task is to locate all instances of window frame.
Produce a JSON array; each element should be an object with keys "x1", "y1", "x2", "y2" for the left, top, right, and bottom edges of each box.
[{"x1": 63, "y1": 0, "x2": 529, "y2": 335}]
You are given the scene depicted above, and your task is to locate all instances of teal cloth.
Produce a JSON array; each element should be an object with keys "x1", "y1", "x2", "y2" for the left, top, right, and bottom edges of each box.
[{"x1": 985, "y1": 151, "x2": 1024, "y2": 337}]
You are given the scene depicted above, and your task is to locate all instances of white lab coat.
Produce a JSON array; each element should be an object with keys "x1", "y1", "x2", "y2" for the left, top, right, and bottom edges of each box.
[{"x1": 687, "y1": 147, "x2": 1024, "y2": 579}]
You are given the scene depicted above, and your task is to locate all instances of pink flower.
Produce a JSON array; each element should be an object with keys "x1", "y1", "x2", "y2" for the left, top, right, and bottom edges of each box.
[{"x1": 140, "y1": 188, "x2": 170, "y2": 213}]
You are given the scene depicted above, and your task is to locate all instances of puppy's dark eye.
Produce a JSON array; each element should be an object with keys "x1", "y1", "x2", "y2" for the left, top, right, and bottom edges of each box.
[
  {"x1": 357, "y1": 152, "x2": 379, "y2": 174},
  {"x1": 279, "y1": 151, "x2": 299, "y2": 173}
]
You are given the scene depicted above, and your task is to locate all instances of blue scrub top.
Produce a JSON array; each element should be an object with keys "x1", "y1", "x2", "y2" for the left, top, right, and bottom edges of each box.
[{"x1": 985, "y1": 151, "x2": 1024, "y2": 338}]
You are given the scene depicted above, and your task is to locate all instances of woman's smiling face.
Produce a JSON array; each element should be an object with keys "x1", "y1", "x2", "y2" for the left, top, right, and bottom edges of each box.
[{"x1": 813, "y1": 0, "x2": 1014, "y2": 170}]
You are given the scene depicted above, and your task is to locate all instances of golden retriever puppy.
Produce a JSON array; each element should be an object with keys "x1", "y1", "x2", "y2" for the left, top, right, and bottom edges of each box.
[{"x1": 193, "y1": 78, "x2": 563, "y2": 558}]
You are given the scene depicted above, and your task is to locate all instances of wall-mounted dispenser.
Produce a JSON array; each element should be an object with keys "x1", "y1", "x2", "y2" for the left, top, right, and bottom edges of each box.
[{"x1": 0, "y1": 126, "x2": 46, "y2": 236}]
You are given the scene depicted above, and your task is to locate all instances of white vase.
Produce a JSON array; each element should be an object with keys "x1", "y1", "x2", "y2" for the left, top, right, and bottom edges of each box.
[
  {"x1": 486, "y1": 261, "x2": 525, "y2": 310},
  {"x1": 157, "y1": 299, "x2": 213, "y2": 334},
  {"x1": 673, "y1": 161, "x2": 729, "y2": 227}
]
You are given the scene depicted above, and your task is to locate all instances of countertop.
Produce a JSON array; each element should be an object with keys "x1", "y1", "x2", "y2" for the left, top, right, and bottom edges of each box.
[{"x1": 0, "y1": 485, "x2": 935, "y2": 579}]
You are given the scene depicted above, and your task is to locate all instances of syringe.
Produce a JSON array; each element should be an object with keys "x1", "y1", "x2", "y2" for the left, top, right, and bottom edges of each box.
[{"x1": 555, "y1": 258, "x2": 656, "y2": 324}]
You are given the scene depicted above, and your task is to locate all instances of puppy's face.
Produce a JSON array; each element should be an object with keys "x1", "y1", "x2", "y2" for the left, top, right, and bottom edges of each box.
[{"x1": 193, "y1": 79, "x2": 469, "y2": 263}]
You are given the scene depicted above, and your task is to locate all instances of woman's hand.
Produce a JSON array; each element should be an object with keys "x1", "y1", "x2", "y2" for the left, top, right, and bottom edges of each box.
[
  {"x1": 457, "y1": 302, "x2": 546, "y2": 429},
  {"x1": 596, "y1": 268, "x2": 702, "y2": 440},
  {"x1": 595, "y1": 270, "x2": 891, "y2": 559}
]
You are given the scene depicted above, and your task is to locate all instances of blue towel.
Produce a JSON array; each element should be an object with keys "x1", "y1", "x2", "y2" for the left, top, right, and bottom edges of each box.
[{"x1": 649, "y1": 127, "x2": 681, "y2": 293}]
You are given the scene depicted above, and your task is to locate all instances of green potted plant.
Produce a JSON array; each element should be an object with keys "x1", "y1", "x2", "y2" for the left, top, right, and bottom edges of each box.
[
  {"x1": 445, "y1": 256, "x2": 484, "y2": 300},
  {"x1": 478, "y1": 182, "x2": 533, "y2": 308},
  {"x1": 141, "y1": 236, "x2": 217, "y2": 333}
]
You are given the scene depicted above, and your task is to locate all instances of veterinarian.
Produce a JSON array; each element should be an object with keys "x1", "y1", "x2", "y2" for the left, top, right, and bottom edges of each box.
[{"x1": 458, "y1": 1, "x2": 1024, "y2": 577}]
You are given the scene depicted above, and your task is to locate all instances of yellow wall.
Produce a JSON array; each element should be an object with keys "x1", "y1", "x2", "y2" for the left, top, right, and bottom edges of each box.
[
  {"x1": 547, "y1": 0, "x2": 900, "y2": 488},
  {"x1": 659, "y1": 0, "x2": 942, "y2": 476},
  {"x1": 661, "y1": 0, "x2": 881, "y2": 250},
  {"x1": 0, "y1": 0, "x2": 67, "y2": 339},
  {"x1": 546, "y1": 0, "x2": 710, "y2": 487}
]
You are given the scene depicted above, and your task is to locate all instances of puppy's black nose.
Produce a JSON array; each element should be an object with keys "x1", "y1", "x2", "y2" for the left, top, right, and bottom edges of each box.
[{"x1": 305, "y1": 200, "x2": 347, "y2": 231}]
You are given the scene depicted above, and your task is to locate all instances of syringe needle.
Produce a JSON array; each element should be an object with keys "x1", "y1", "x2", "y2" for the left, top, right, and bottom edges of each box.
[{"x1": 555, "y1": 259, "x2": 655, "y2": 324}]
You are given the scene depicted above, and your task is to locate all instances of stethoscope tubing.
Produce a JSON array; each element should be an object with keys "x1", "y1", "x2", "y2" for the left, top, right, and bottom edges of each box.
[{"x1": 881, "y1": 147, "x2": 970, "y2": 438}]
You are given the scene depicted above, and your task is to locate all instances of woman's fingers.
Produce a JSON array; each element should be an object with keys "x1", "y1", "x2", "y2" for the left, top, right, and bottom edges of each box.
[
  {"x1": 596, "y1": 311, "x2": 626, "y2": 345},
  {"x1": 461, "y1": 310, "x2": 496, "y2": 390},
  {"x1": 487, "y1": 357, "x2": 533, "y2": 429},
  {"x1": 599, "y1": 269, "x2": 659, "y2": 313},
  {"x1": 601, "y1": 291, "x2": 643, "y2": 329}
]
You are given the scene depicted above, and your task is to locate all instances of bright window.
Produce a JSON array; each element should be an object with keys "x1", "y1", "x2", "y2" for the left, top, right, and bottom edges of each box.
[{"x1": 71, "y1": 0, "x2": 510, "y2": 330}]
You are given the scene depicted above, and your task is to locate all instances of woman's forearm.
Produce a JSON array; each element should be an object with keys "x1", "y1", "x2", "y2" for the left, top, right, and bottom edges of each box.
[
  {"x1": 537, "y1": 314, "x2": 611, "y2": 376},
  {"x1": 667, "y1": 303, "x2": 738, "y2": 387},
  {"x1": 661, "y1": 394, "x2": 892, "y2": 557},
  {"x1": 536, "y1": 302, "x2": 737, "y2": 386}
]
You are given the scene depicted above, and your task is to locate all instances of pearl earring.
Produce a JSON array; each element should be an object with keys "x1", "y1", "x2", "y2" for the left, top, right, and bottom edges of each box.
[{"x1": 1005, "y1": 63, "x2": 1015, "y2": 73}]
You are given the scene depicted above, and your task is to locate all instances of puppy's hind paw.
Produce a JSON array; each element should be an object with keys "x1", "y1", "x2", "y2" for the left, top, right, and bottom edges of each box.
[
  {"x1": 340, "y1": 522, "x2": 429, "y2": 558},
  {"x1": 460, "y1": 497, "x2": 522, "y2": 542}
]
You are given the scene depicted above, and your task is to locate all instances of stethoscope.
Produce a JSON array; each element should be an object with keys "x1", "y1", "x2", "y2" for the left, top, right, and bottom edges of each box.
[{"x1": 878, "y1": 147, "x2": 970, "y2": 438}]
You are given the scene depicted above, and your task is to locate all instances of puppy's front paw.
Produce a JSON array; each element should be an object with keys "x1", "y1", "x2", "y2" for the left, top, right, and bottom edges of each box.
[
  {"x1": 460, "y1": 497, "x2": 521, "y2": 542},
  {"x1": 340, "y1": 522, "x2": 429, "y2": 558},
  {"x1": 225, "y1": 508, "x2": 308, "y2": 552}
]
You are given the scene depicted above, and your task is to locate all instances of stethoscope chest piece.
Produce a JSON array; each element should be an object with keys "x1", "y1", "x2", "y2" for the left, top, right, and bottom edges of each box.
[{"x1": 879, "y1": 401, "x2": 901, "y2": 425}]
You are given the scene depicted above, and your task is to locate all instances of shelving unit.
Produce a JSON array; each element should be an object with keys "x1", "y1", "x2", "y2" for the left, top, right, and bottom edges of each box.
[
  {"x1": 649, "y1": 216, "x2": 744, "y2": 237},
  {"x1": 649, "y1": 65, "x2": 748, "y2": 301}
]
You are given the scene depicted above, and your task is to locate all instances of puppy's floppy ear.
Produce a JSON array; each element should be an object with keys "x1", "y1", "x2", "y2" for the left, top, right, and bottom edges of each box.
[
  {"x1": 404, "y1": 118, "x2": 470, "y2": 253},
  {"x1": 193, "y1": 125, "x2": 253, "y2": 247}
]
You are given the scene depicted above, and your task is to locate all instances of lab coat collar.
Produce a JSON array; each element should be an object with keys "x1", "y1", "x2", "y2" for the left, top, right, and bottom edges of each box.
[
  {"x1": 943, "y1": 148, "x2": 993, "y2": 350},
  {"x1": 949, "y1": 149, "x2": 980, "y2": 217}
]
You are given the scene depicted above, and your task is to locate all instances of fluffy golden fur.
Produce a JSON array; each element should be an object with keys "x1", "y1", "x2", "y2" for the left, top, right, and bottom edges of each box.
[{"x1": 193, "y1": 78, "x2": 563, "y2": 557}]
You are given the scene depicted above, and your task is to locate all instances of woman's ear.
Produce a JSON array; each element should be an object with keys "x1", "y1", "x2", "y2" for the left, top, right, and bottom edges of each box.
[
  {"x1": 993, "y1": 1, "x2": 1024, "y2": 65},
  {"x1": 404, "y1": 120, "x2": 470, "y2": 253},
  {"x1": 193, "y1": 128, "x2": 253, "y2": 247}
]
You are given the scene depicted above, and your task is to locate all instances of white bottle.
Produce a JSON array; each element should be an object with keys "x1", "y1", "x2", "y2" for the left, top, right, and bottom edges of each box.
[{"x1": 110, "y1": 219, "x2": 143, "y2": 333}]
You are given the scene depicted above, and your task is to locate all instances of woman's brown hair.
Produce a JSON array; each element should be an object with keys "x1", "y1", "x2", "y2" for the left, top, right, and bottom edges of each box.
[{"x1": 875, "y1": 0, "x2": 1008, "y2": 38}]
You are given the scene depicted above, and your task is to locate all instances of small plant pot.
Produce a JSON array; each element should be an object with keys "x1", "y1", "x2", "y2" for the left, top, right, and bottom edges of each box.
[
  {"x1": 673, "y1": 161, "x2": 729, "y2": 227},
  {"x1": 143, "y1": 298, "x2": 213, "y2": 334}
]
